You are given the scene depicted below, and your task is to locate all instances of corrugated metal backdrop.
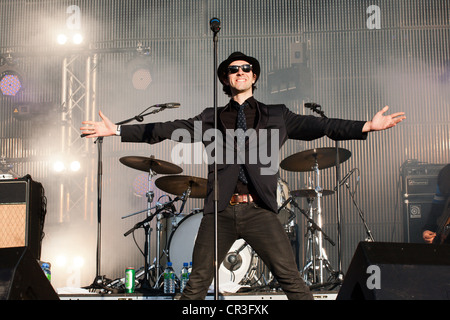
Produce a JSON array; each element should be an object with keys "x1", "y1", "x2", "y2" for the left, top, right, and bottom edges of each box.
[{"x1": 0, "y1": 0, "x2": 449, "y2": 290}]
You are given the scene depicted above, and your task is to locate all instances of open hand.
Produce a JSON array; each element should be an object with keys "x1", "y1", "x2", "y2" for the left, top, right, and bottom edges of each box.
[
  {"x1": 363, "y1": 106, "x2": 406, "y2": 132},
  {"x1": 80, "y1": 111, "x2": 117, "y2": 138}
]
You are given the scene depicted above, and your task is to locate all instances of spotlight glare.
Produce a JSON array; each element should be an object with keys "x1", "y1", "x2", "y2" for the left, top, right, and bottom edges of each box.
[
  {"x1": 70, "y1": 160, "x2": 81, "y2": 172},
  {"x1": 53, "y1": 161, "x2": 65, "y2": 172},
  {"x1": 72, "y1": 33, "x2": 83, "y2": 45},
  {"x1": 57, "y1": 34, "x2": 68, "y2": 45}
]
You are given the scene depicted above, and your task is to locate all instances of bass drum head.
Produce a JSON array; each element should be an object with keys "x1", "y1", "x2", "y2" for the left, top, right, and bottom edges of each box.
[
  {"x1": 167, "y1": 212, "x2": 254, "y2": 286},
  {"x1": 167, "y1": 212, "x2": 202, "y2": 276}
]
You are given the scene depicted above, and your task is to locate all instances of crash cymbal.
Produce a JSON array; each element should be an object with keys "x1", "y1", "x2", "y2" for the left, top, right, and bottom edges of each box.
[
  {"x1": 280, "y1": 147, "x2": 351, "y2": 172},
  {"x1": 291, "y1": 188, "x2": 335, "y2": 198},
  {"x1": 119, "y1": 156, "x2": 183, "y2": 174},
  {"x1": 155, "y1": 175, "x2": 207, "y2": 198}
]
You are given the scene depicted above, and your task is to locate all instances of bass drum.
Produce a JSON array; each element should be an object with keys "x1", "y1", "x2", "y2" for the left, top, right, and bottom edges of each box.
[{"x1": 167, "y1": 210, "x2": 258, "y2": 286}]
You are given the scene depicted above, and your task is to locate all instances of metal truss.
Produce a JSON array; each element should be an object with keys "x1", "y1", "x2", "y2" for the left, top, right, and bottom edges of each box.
[{"x1": 58, "y1": 53, "x2": 98, "y2": 223}]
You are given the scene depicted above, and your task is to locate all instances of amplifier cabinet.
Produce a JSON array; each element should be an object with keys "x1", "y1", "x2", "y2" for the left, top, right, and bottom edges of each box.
[
  {"x1": 403, "y1": 198, "x2": 433, "y2": 243},
  {"x1": 0, "y1": 177, "x2": 45, "y2": 259},
  {"x1": 403, "y1": 175, "x2": 439, "y2": 198}
]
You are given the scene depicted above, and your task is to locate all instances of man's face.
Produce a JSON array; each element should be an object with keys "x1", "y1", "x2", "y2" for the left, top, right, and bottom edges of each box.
[{"x1": 224, "y1": 60, "x2": 257, "y2": 95}]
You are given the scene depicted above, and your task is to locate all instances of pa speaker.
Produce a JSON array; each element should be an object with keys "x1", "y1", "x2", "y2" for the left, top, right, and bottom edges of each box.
[
  {"x1": 337, "y1": 242, "x2": 450, "y2": 300},
  {"x1": 0, "y1": 246, "x2": 59, "y2": 300},
  {"x1": 0, "y1": 176, "x2": 45, "y2": 259}
]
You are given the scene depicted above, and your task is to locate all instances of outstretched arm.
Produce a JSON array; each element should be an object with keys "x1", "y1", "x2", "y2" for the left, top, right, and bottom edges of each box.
[
  {"x1": 362, "y1": 106, "x2": 406, "y2": 132},
  {"x1": 80, "y1": 111, "x2": 118, "y2": 138}
]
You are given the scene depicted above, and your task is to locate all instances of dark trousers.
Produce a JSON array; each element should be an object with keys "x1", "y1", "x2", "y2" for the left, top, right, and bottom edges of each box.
[{"x1": 180, "y1": 202, "x2": 313, "y2": 300}]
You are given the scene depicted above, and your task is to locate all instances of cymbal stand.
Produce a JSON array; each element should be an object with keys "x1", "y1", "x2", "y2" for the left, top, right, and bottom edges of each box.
[
  {"x1": 286, "y1": 195, "x2": 335, "y2": 286},
  {"x1": 303, "y1": 159, "x2": 337, "y2": 286},
  {"x1": 302, "y1": 197, "x2": 317, "y2": 284},
  {"x1": 145, "y1": 168, "x2": 156, "y2": 289}
]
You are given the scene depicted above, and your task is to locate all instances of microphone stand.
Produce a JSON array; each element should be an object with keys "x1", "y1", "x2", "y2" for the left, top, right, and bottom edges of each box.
[
  {"x1": 83, "y1": 136, "x2": 110, "y2": 292},
  {"x1": 210, "y1": 17, "x2": 221, "y2": 301},
  {"x1": 81, "y1": 103, "x2": 176, "y2": 292}
]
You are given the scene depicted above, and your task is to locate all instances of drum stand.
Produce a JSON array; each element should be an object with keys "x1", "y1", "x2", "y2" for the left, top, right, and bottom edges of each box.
[
  {"x1": 300, "y1": 161, "x2": 337, "y2": 287},
  {"x1": 122, "y1": 169, "x2": 180, "y2": 291}
]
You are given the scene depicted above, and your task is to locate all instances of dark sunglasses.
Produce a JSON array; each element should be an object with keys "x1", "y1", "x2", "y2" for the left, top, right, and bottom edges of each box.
[{"x1": 227, "y1": 64, "x2": 253, "y2": 74}]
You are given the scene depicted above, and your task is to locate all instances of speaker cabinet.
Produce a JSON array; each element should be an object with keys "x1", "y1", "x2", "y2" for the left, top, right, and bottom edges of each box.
[
  {"x1": 0, "y1": 177, "x2": 45, "y2": 259},
  {"x1": 0, "y1": 247, "x2": 59, "y2": 300},
  {"x1": 403, "y1": 198, "x2": 433, "y2": 243},
  {"x1": 337, "y1": 242, "x2": 450, "y2": 300}
]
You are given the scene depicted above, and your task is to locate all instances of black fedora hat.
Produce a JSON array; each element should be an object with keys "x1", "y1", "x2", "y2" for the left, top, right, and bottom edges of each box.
[{"x1": 217, "y1": 52, "x2": 260, "y2": 85}]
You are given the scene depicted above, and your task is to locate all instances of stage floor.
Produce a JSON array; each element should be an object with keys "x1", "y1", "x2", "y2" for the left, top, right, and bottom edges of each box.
[{"x1": 58, "y1": 290, "x2": 338, "y2": 300}]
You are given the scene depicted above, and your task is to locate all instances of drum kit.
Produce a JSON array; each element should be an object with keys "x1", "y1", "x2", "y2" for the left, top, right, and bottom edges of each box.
[{"x1": 109, "y1": 146, "x2": 354, "y2": 292}]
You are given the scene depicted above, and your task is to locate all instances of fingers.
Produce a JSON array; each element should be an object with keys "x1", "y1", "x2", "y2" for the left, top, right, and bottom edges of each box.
[
  {"x1": 379, "y1": 105, "x2": 389, "y2": 114},
  {"x1": 391, "y1": 112, "x2": 406, "y2": 120}
]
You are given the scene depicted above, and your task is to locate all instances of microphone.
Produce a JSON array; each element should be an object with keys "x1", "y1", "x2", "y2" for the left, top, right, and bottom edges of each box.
[
  {"x1": 334, "y1": 169, "x2": 356, "y2": 190},
  {"x1": 210, "y1": 17, "x2": 221, "y2": 33},
  {"x1": 304, "y1": 102, "x2": 326, "y2": 118},
  {"x1": 157, "y1": 102, "x2": 180, "y2": 109},
  {"x1": 304, "y1": 102, "x2": 321, "y2": 110},
  {"x1": 278, "y1": 197, "x2": 292, "y2": 213}
]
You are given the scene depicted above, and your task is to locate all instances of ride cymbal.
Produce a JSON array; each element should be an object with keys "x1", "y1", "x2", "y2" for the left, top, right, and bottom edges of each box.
[{"x1": 280, "y1": 147, "x2": 351, "y2": 172}]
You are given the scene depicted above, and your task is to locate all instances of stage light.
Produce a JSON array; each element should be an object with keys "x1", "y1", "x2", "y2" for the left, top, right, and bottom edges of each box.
[
  {"x1": 53, "y1": 160, "x2": 66, "y2": 173},
  {"x1": 56, "y1": 32, "x2": 84, "y2": 45},
  {"x1": 51, "y1": 154, "x2": 86, "y2": 174},
  {"x1": 127, "y1": 45, "x2": 153, "y2": 91},
  {"x1": 57, "y1": 34, "x2": 68, "y2": 45},
  {"x1": 0, "y1": 72, "x2": 22, "y2": 96},
  {"x1": 69, "y1": 160, "x2": 81, "y2": 172},
  {"x1": 72, "y1": 33, "x2": 83, "y2": 45},
  {"x1": 0, "y1": 56, "x2": 25, "y2": 97}
]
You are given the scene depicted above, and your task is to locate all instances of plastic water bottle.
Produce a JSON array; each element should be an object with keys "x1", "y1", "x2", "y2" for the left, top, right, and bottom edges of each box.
[
  {"x1": 163, "y1": 262, "x2": 175, "y2": 294},
  {"x1": 41, "y1": 262, "x2": 51, "y2": 282},
  {"x1": 180, "y1": 262, "x2": 189, "y2": 293}
]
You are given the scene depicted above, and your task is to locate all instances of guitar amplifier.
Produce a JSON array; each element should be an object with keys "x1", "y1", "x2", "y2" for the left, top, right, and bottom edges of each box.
[
  {"x1": 401, "y1": 161, "x2": 444, "y2": 198},
  {"x1": 0, "y1": 176, "x2": 45, "y2": 259},
  {"x1": 400, "y1": 161, "x2": 445, "y2": 243},
  {"x1": 403, "y1": 198, "x2": 433, "y2": 243}
]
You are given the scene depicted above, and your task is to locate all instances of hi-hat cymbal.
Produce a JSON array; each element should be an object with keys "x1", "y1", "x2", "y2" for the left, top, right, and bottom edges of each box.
[
  {"x1": 155, "y1": 175, "x2": 207, "y2": 198},
  {"x1": 280, "y1": 147, "x2": 351, "y2": 172},
  {"x1": 291, "y1": 188, "x2": 335, "y2": 198},
  {"x1": 119, "y1": 156, "x2": 183, "y2": 174}
]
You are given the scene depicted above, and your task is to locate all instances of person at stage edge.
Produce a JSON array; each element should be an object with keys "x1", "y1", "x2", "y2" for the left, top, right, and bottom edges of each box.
[
  {"x1": 81, "y1": 52, "x2": 406, "y2": 300},
  {"x1": 422, "y1": 164, "x2": 450, "y2": 245}
]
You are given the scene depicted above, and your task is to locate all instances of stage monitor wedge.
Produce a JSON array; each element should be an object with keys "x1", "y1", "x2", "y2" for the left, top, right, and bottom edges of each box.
[
  {"x1": 337, "y1": 242, "x2": 450, "y2": 300},
  {"x1": 0, "y1": 246, "x2": 59, "y2": 300}
]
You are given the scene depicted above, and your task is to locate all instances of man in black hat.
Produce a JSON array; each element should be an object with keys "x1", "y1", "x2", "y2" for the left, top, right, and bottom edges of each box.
[{"x1": 81, "y1": 52, "x2": 405, "y2": 299}]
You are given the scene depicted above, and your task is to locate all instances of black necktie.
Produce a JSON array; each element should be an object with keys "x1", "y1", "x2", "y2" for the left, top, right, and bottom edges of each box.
[{"x1": 235, "y1": 103, "x2": 248, "y2": 184}]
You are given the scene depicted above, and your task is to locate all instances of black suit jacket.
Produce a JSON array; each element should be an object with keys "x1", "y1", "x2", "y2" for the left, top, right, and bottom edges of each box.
[{"x1": 121, "y1": 99, "x2": 367, "y2": 214}]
